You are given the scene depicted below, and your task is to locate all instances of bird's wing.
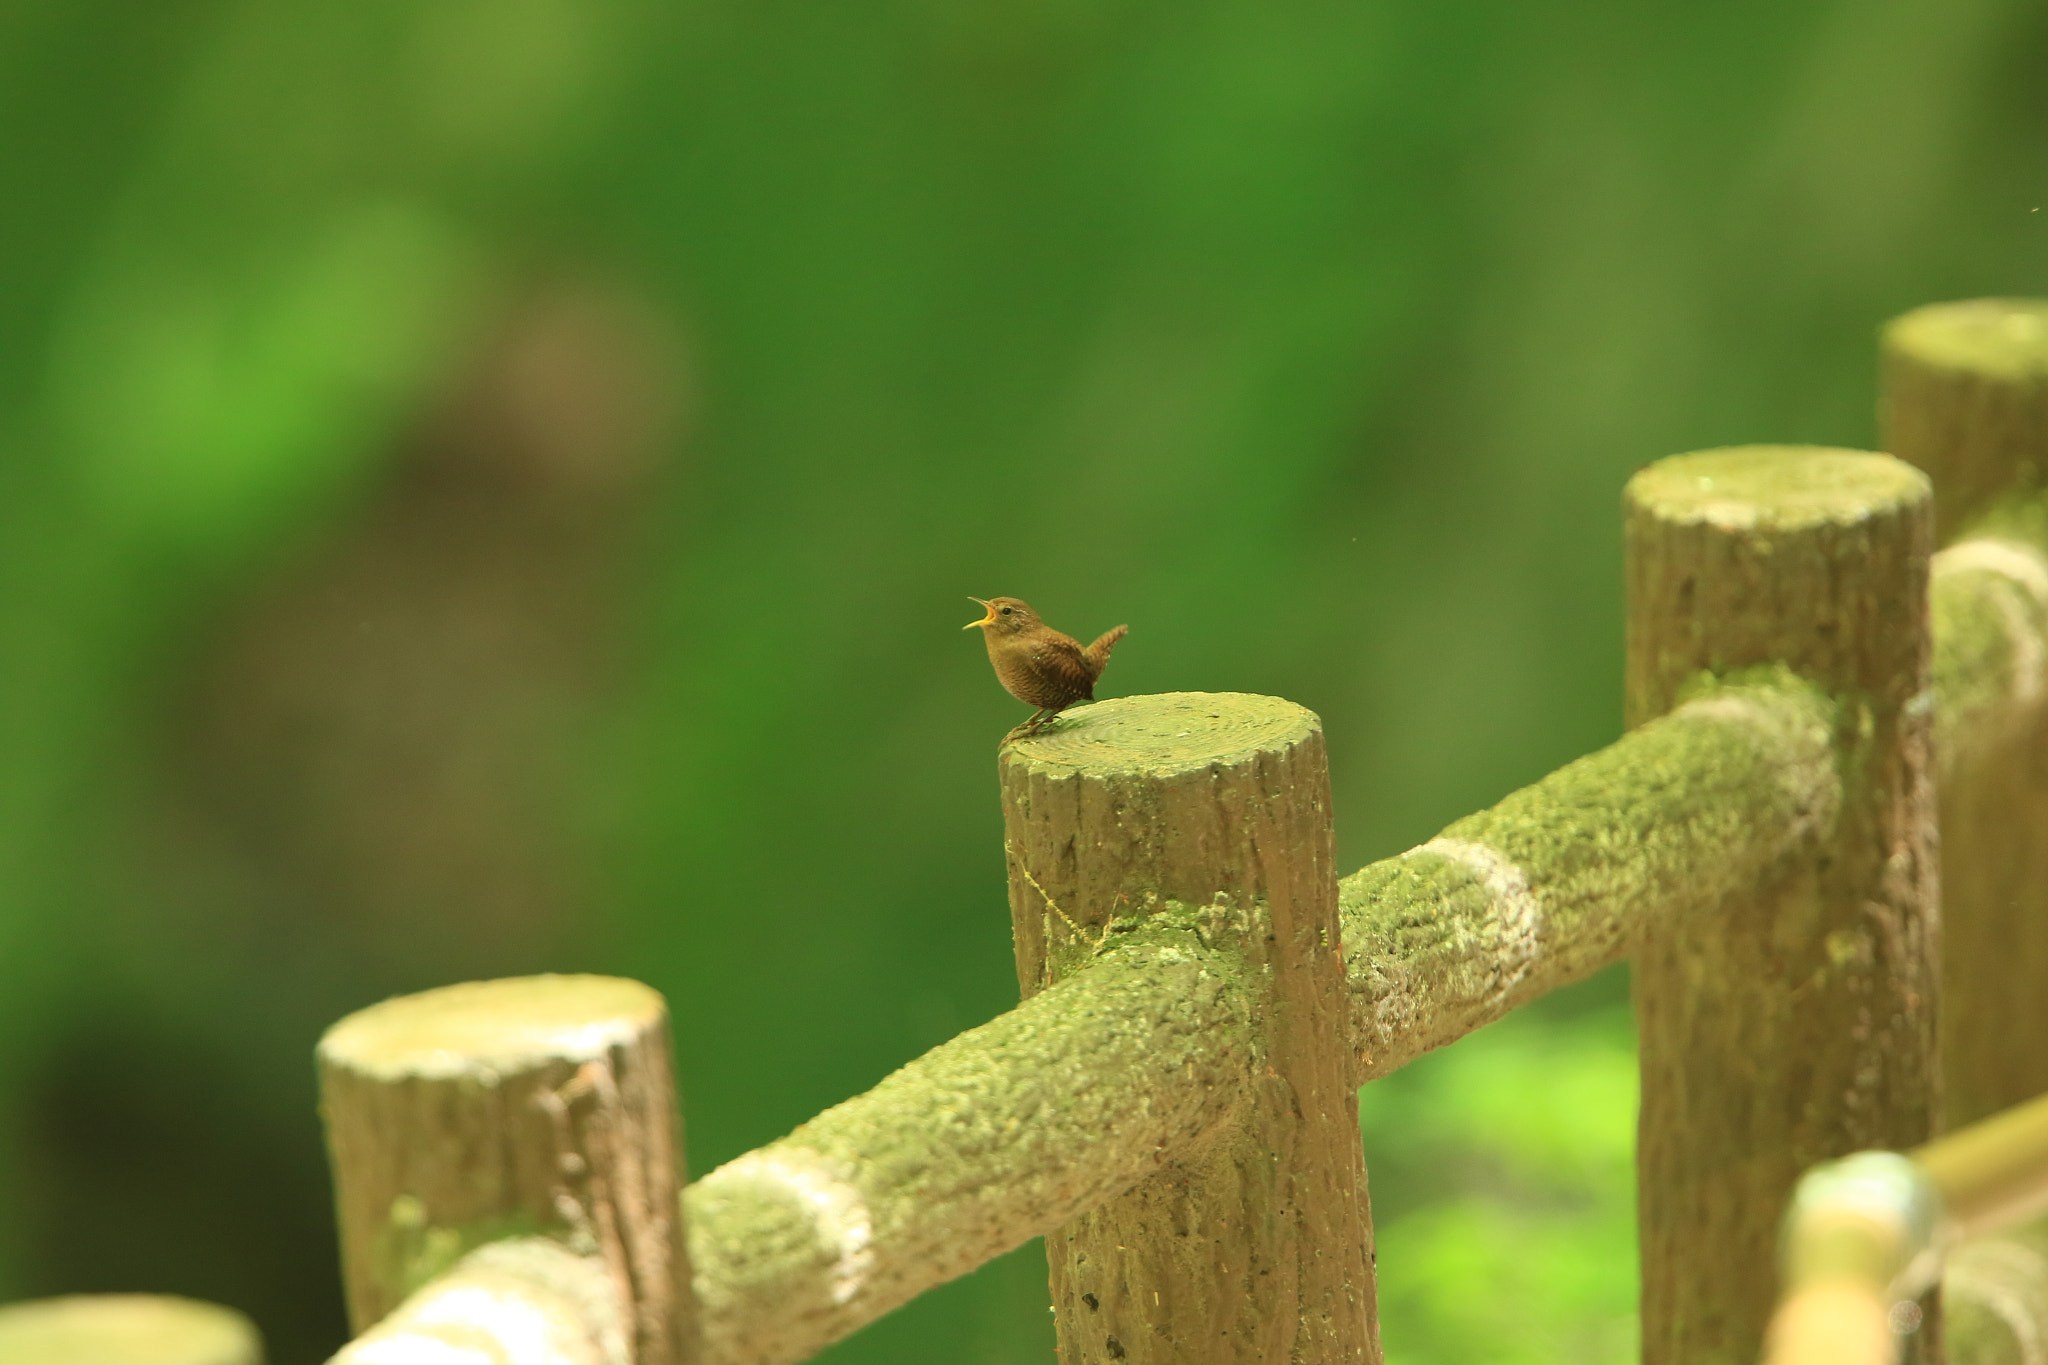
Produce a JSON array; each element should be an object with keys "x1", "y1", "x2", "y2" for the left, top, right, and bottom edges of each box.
[{"x1": 1031, "y1": 635, "x2": 1098, "y2": 700}]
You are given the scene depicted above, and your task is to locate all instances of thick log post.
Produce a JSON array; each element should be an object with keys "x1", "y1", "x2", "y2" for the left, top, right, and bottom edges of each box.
[
  {"x1": 1883, "y1": 298, "x2": 2048, "y2": 1128},
  {"x1": 1624, "y1": 447, "x2": 1941, "y2": 1365},
  {"x1": 318, "y1": 974, "x2": 693, "y2": 1365},
  {"x1": 999, "y1": 692, "x2": 1377, "y2": 1365},
  {"x1": 0, "y1": 1295, "x2": 260, "y2": 1365}
]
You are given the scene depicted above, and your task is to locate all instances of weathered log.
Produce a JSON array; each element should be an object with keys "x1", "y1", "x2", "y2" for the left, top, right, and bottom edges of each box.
[
  {"x1": 318, "y1": 974, "x2": 691, "y2": 1365},
  {"x1": 999, "y1": 691, "x2": 1377, "y2": 1365},
  {"x1": 1625, "y1": 445, "x2": 1940, "y2": 1365},
  {"x1": 1885, "y1": 298, "x2": 2048, "y2": 1129}
]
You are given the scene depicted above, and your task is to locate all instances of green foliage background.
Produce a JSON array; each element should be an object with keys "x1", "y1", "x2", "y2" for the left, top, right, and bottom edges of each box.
[{"x1": 1, "y1": 1, "x2": 2043, "y2": 1361}]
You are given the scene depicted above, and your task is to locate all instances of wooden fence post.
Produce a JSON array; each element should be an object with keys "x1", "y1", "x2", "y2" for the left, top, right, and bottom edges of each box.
[
  {"x1": 0, "y1": 1295, "x2": 260, "y2": 1365},
  {"x1": 1624, "y1": 447, "x2": 1941, "y2": 1365},
  {"x1": 318, "y1": 974, "x2": 694, "y2": 1365},
  {"x1": 1883, "y1": 298, "x2": 2048, "y2": 1129},
  {"x1": 999, "y1": 691, "x2": 1377, "y2": 1365}
]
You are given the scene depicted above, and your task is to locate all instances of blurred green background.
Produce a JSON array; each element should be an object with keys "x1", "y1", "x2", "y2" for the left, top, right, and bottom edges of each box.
[{"x1": 1, "y1": 0, "x2": 2043, "y2": 1361}]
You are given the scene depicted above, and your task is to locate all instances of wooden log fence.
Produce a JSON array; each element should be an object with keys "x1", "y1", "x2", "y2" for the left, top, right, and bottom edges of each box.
[
  {"x1": 18, "y1": 299, "x2": 2045, "y2": 1365},
  {"x1": 303, "y1": 298, "x2": 2048, "y2": 1365}
]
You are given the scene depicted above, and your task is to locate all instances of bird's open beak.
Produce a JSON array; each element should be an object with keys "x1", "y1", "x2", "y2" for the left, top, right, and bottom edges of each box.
[{"x1": 964, "y1": 597, "x2": 994, "y2": 630}]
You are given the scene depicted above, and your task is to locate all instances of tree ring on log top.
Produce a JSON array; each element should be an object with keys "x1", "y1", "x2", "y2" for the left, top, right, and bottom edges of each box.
[
  {"x1": 319, "y1": 974, "x2": 665, "y2": 1081},
  {"x1": 1001, "y1": 691, "x2": 1319, "y2": 776},
  {"x1": 0, "y1": 1294, "x2": 261, "y2": 1365},
  {"x1": 1886, "y1": 298, "x2": 2048, "y2": 379},
  {"x1": 1626, "y1": 446, "x2": 1931, "y2": 534}
]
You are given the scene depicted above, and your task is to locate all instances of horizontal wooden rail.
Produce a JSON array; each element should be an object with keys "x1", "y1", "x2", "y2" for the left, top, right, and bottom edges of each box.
[
  {"x1": 331, "y1": 1239, "x2": 625, "y2": 1365},
  {"x1": 1341, "y1": 514, "x2": 2048, "y2": 1089},
  {"x1": 1339, "y1": 671, "x2": 1838, "y2": 1082},
  {"x1": 1919, "y1": 1091, "x2": 2048, "y2": 1241},
  {"x1": 682, "y1": 924, "x2": 1249, "y2": 1365}
]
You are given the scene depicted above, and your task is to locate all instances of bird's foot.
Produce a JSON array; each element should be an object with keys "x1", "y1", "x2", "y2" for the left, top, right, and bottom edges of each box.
[{"x1": 1006, "y1": 709, "x2": 1057, "y2": 741}]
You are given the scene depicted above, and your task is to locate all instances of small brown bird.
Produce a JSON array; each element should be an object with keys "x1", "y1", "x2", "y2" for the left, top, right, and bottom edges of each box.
[{"x1": 964, "y1": 596, "x2": 1128, "y2": 736}]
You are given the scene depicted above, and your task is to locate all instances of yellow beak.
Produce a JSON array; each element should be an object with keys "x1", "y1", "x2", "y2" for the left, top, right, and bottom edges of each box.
[{"x1": 964, "y1": 596, "x2": 994, "y2": 630}]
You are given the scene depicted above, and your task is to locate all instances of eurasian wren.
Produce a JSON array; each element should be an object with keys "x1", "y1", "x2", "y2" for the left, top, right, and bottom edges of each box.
[{"x1": 964, "y1": 596, "x2": 1128, "y2": 735}]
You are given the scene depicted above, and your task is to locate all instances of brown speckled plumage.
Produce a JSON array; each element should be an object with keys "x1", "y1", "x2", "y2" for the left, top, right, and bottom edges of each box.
[{"x1": 964, "y1": 596, "x2": 1128, "y2": 735}]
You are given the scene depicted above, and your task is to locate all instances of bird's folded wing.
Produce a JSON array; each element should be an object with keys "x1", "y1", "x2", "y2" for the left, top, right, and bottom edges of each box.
[{"x1": 1030, "y1": 638, "x2": 1097, "y2": 697}]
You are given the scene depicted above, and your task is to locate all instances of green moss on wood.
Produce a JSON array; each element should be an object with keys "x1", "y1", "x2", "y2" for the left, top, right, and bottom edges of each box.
[
  {"x1": 1626, "y1": 446, "x2": 1931, "y2": 532},
  {"x1": 1342, "y1": 671, "x2": 1838, "y2": 1081},
  {"x1": 684, "y1": 924, "x2": 1252, "y2": 1365},
  {"x1": 1000, "y1": 691, "x2": 1319, "y2": 779},
  {"x1": 1886, "y1": 300, "x2": 2048, "y2": 384},
  {"x1": 1931, "y1": 538, "x2": 2048, "y2": 772},
  {"x1": 1883, "y1": 299, "x2": 2048, "y2": 541}
]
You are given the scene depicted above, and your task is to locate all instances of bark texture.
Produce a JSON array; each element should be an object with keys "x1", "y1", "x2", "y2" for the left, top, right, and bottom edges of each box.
[
  {"x1": 998, "y1": 691, "x2": 1377, "y2": 1365},
  {"x1": 318, "y1": 974, "x2": 692, "y2": 1365},
  {"x1": 0, "y1": 1295, "x2": 261, "y2": 1365},
  {"x1": 1885, "y1": 298, "x2": 2048, "y2": 1130},
  {"x1": 1624, "y1": 446, "x2": 1941, "y2": 1365}
]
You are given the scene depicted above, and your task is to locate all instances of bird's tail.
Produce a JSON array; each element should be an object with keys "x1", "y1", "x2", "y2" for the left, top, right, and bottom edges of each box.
[{"x1": 1084, "y1": 624, "x2": 1129, "y2": 678}]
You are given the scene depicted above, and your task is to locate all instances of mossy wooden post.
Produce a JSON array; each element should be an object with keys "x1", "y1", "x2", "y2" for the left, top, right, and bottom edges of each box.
[
  {"x1": 0, "y1": 1295, "x2": 261, "y2": 1365},
  {"x1": 318, "y1": 974, "x2": 694, "y2": 1365},
  {"x1": 1884, "y1": 299, "x2": 2048, "y2": 1129},
  {"x1": 1624, "y1": 447, "x2": 1941, "y2": 1365},
  {"x1": 999, "y1": 692, "x2": 1377, "y2": 1365}
]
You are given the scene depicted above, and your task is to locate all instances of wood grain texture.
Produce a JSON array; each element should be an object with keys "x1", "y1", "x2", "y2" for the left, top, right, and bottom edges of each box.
[
  {"x1": 318, "y1": 974, "x2": 692, "y2": 1365},
  {"x1": 1885, "y1": 298, "x2": 2048, "y2": 1131},
  {"x1": 999, "y1": 691, "x2": 1378, "y2": 1365},
  {"x1": 1624, "y1": 447, "x2": 1940, "y2": 1365}
]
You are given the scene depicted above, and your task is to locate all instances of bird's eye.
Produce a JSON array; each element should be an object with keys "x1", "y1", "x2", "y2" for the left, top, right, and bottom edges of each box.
[{"x1": 999, "y1": 606, "x2": 1012, "y2": 615}]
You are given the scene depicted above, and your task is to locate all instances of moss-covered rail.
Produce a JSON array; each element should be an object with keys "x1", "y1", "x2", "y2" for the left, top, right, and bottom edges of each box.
[{"x1": 299, "y1": 299, "x2": 2048, "y2": 1365}]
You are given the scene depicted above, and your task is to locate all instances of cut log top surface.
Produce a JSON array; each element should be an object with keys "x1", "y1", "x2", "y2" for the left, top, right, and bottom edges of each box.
[
  {"x1": 1000, "y1": 691, "x2": 1318, "y2": 776},
  {"x1": 1626, "y1": 446, "x2": 1931, "y2": 531},
  {"x1": 0, "y1": 1295, "x2": 261, "y2": 1365},
  {"x1": 317, "y1": 973, "x2": 665, "y2": 1079},
  {"x1": 1887, "y1": 299, "x2": 2048, "y2": 378}
]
